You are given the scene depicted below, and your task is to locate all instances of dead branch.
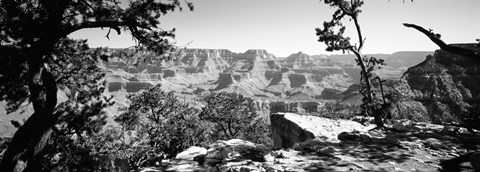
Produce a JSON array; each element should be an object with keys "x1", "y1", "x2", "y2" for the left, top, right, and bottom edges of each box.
[{"x1": 403, "y1": 23, "x2": 480, "y2": 63}]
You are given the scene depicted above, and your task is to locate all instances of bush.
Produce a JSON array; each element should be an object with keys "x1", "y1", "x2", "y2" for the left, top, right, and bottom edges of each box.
[
  {"x1": 200, "y1": 92, "x2": 272, "y2": 146},
  {"x1": 114, "y1": 84, "x2": 208, "y2": 167},
  {"x1": 35, "y1": 86, "x2": 274, "y2": 171}
]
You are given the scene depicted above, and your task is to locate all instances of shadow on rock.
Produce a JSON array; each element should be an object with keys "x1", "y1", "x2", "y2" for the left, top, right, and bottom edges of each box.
[{"x1": 293, "y1": 137, "x2": 412, "y2": 171}]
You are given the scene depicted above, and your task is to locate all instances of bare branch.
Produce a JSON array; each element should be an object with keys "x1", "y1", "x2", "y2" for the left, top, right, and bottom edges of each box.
[
  {"x1": 404, "y1": 23, "x2": 480, "y2": 63},
  {"x1": 65, "y1": 21, "x2": 125, "y2": 36},
  {"x1": 105, "y1": 28, "x2": 111, "y2": 40},
  {"x1": 352, "y1": 15, "x2": 364, "y2": 51},
  {"x1": 403, "y1": 23, "x2": 448, "y2": 48}
]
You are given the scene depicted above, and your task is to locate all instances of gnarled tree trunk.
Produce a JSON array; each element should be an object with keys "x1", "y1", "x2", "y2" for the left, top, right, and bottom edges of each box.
[{"x1": 0, "y1": 45, "x2": 59, "y2": 172}]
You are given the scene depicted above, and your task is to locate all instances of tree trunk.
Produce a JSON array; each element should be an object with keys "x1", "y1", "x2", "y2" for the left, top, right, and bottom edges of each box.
[
  {"x1": 0, "y1": 48, "x2": 58, "y2": 172},
  {"x1": 350, "y1": 49, "x2": 383, "y2": 127}
]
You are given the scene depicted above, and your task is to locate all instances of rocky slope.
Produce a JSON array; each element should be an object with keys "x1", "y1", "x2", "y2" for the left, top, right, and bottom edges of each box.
[
  {"x1": 136, "y1": 113, "x2": 480, "y2": 172},
  {"x1": 391, "y1": 44, "x2": 480, "y2": 125}
]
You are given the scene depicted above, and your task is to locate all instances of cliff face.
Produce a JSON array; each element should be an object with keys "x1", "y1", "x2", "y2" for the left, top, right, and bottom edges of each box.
[
  {"x1": 101, "y1": 48, "x2": 434, "y2": 117},
  {"x1": 394, "y1": 44, "x2": 480, "y2": 124},
  {"x1": 324, "y1": 51, "x2": 432, "y2": 69},
  {"x1": 104, "y1": 49, "x2": 358, "y2": 97}
]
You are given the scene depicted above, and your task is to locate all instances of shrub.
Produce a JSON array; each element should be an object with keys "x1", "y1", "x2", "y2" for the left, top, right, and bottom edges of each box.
[
  {"x1": 200, "y1": 92, "x2": 272, "y2": 145},
  {"x1": 115, "y1": 84, "x2": 208, "y2": 165}
]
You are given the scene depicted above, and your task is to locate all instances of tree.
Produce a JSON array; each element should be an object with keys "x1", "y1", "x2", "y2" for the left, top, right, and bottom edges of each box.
[
  {"x1": 200, "y1": 92, "x2": 271, "y2": 145},
  {"x1": 315, "y1": 0, "x2": 388, "y2": 128},
  {"x1": 115, "y1": 85, "x2": 207, "y2": 161},
  {"x1": 0, "y1": 0, "x2": 192, "y2": 171},
  {"x1": 0, "y1": 38, "x2": 113, "y2": 171},
  {"x1": 200, "y1": 93, "x2": 256, "y2": 140}
]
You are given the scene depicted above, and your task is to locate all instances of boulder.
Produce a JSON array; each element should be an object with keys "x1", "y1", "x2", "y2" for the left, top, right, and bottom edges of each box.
[
  {"x1": 392, "y1": 120, "x2": 414, "y2": 132},
  {"x1": 204, "y1": 139, "x2": 267, "y2": 167},
  {"x1": 422, "y1": 138, "x2": 449, "y2": 150},
  {"x1": 270, "y1": 113, "x2": 315, "y2": 148},
  {"x1": 163, "y1": 159, "x2": 204, "y2": 172},
  {"x1": 205, "y1": 143, "x2": 231, "y2": 167},
  {"x1": 292, "y1": 138, "x2": 336, "y2": 157},
  {"x1": 175, "y1": 146, "x2": 208, "y2": 161},
  {"x1": 337, "y1": 131, "x2": 372, "y2": 143},
  {"x1": 270, "y1": 113, "x2": 373, "y2": 148}
]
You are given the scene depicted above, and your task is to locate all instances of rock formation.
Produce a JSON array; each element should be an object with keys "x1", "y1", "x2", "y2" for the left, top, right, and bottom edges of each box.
[
  {"x1": 96, "y1": 48, "x2": 436, "y2": 121},
  {"x1": 392, "y1": 44, "x2": 480, "y2": 125},
  {"x1": 270, "y1": 113, "x2": 372, "y2": 148}
]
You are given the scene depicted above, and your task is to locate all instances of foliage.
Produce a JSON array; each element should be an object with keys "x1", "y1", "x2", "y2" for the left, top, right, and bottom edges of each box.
[
  {"x1": 243, "y1": 118, "x2": 273, "y2": 146},
  {"x1": 316, "y1": 0, "x2": 389, "y2": 128},
  {"x1": 200, "y1": 92, "x2": 272, "y2": 145},
  {"x1": 0, "y1": 0, "x2": 192, "y2": 170},
  {"x1": 321, "y1": 100, "x2": 343, "y2": 115},
  {"x1": 33, "y1": 39, "x2": 113, "y2": 171},
  {"x1": 115, "y1": 84, "x2": 208, "y2": 163},
  {"x1": 40, "y1": 99, "x2": 111, "y2": 172},
  {"x1": 100, "y1": 89, "x2": 273, "y2": 170}
]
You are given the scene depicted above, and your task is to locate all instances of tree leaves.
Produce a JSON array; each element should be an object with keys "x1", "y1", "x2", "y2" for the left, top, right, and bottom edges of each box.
[
  {"x1": 317, "y1": 0, "x2": 389, "y2": 127},
  {"x1": 0, "y1": 0, "x2": 193, "y2": 170},
  {"x1": 199, "y1": 92, "x2": 270, "y2": 144},
  {"x1": 115, "y1": 84, "x2": 206, "y2": 160}
]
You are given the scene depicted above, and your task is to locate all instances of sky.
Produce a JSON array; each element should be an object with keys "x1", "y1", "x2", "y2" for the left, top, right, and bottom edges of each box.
[{"x1": 69, "y1": 0, "x2": 480, "y2": 57}]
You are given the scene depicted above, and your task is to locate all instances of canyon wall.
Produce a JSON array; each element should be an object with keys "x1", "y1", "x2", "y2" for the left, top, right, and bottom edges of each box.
[
  {"x1": 392, "y1": 44, "x2": 480, "y2": 124},
  {"x1": 102, "y1": 48, "x2": 434, "y2": 115}
]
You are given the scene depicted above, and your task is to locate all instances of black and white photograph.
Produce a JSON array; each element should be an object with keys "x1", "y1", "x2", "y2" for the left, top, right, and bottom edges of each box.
[{"x1": 1, "y1": 0, "x2": 479, "y2": 171}]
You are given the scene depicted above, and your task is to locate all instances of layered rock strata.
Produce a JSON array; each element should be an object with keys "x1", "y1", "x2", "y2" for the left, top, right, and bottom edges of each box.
[{"x1": 392, "y1": 44, "x2": 480, "y2": 124}]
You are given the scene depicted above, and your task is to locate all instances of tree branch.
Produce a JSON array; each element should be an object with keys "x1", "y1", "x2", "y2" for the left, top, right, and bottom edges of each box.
[
  {"x1": 403, "y1": 23, "x2": 480, "y2": 63},
  {"x1": 352, "y1": 15, "x2": 364, "y2": 51},
  {"x1": 65, "y1": 21, "x2": 125, "y2": 37},
  {"x1": 403, "y1": 23, "x2": 447, "y2": 48}
]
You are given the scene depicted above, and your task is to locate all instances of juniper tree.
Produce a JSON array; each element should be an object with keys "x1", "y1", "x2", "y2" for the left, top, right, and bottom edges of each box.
[
  {"x1": 199, "y1": 92, "x2": 272, "y2": 145},
  {"x1": 115, "y1": 84, "x2": 206, "y2": 161},
  {"x1": 0, "y1": 0, "x2": 192, "y2": 171}
]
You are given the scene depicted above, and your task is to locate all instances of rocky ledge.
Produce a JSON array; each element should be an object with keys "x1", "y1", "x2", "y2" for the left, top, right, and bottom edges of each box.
[{"x1": 135, "y1": 113, "x2": 479, "y2": 172}]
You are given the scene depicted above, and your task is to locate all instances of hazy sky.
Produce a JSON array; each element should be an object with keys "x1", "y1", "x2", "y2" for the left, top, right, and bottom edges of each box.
[{"x1": 69, "y1": 0, "x2": 480, "y2": 57}]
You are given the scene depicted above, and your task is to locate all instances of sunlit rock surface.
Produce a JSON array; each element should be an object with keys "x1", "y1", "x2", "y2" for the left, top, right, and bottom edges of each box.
[{"x1": 270, "y1": 113, "x2": 373, "y2": 148}]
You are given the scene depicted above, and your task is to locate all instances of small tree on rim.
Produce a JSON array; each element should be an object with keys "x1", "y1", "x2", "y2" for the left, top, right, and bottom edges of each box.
[{"x1": 315, "y1": 0, "x2": 389, "y2": 129}]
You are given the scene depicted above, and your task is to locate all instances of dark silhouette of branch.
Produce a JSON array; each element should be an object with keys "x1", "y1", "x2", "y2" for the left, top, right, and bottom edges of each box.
[
  {"x1": 352, "y1": 15, "x2": 364, "y2": 51},
  {"x1": 65, "y1": 21, "x2": 126, "y2": 37},
  {"x1": 375, "y1": 76, "x2": 386, "y2": 104},
  {"x1": 403, "y1": 23, "x2": 480, "y2": 63}
]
